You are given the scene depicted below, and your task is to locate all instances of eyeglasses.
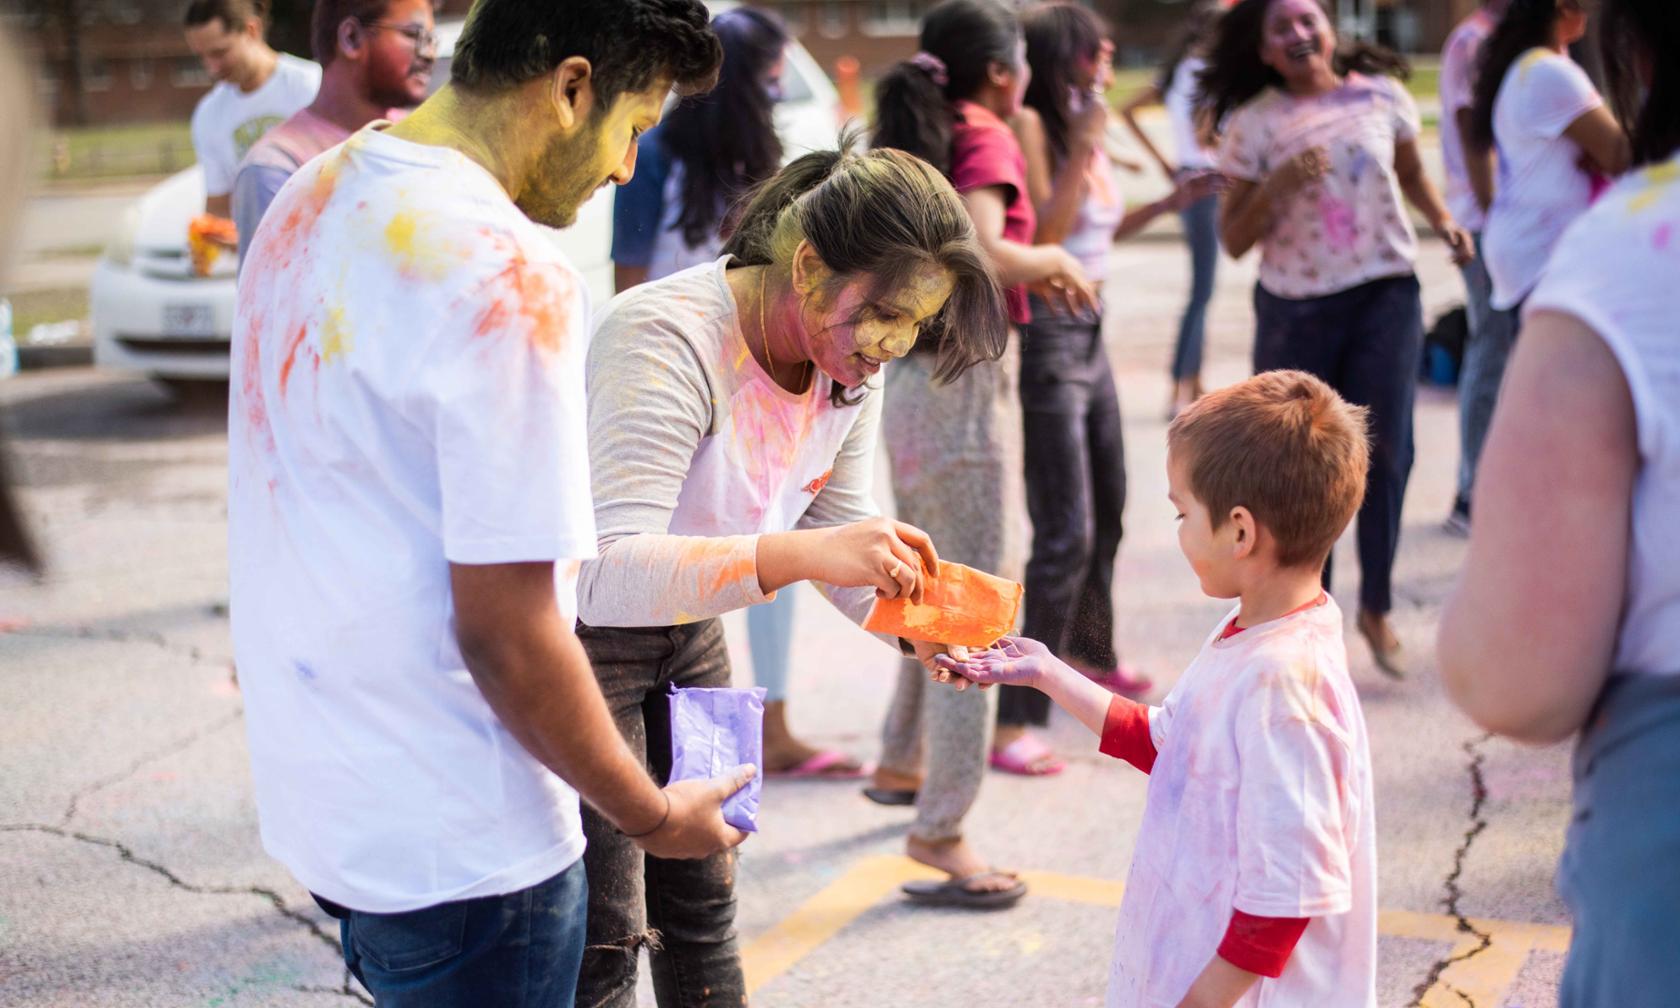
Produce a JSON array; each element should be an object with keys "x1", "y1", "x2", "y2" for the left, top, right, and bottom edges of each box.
[{"x1": 359, "y1": 20, "x2": 437, "y2": 53}]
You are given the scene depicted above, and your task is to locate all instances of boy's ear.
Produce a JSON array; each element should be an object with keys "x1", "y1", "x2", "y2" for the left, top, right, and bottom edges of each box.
[{"x1": 1228, "y1": 506, "x2": 1257, "y2": 561}]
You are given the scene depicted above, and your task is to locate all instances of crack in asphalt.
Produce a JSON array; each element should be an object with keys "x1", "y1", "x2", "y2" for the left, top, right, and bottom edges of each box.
[
  {"x1": 0, "y1": 823, "x2": 369, "y2": 1004},
  {"x1": 7, "y1": 623, "x2": 370, "y2": 1003},
  {"x1": 1408, "y1": 733, "x2": 1496, "y2": 1008}
]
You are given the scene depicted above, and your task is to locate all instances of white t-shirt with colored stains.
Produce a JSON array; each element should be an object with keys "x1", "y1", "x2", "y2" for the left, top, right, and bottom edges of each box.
[
  {"x1": 1482, "y1": 49, "x2": 1604, "y2": 310},
  {"x1": 578, "y1": 256, "x2": 883, "y2": 631},
  {"x1": 190, "y1": 52, "x2": 321, "y2": 199},
  {"x1": 228, "y1": 125, "x2": 596, "y2": 913},
  {"x1": 1526, "y1": 153, "x2": 1680, "y2": 678},
  {"x1": 1108, "y1": 597, "x2": 1377, "y2": 1008},
  {"x1": 1219, "y1": 74, "x2": 1421, "y2": 300}
]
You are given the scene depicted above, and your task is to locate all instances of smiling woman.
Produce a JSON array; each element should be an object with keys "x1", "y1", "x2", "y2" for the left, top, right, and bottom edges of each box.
[{"x1": 572, "y1": 136, "x2": 1005, "y2": 1004}]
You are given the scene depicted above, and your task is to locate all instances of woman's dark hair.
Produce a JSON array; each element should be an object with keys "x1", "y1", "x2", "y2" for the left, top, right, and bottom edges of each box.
[
  {"x1": 871, "y1": 0, "x2": 1021, "y2": 175},
  {"x1": 724, "y1": 130, "x2": 1009, "y2": 402},
  {"x1": 1467, "y1": 0, "x2": 1572, "y2": 151},
  {"x1": 662, "y1": 7, "x2": 787, "y2": 248},
  {"x1": 451, "y1": 0, "x2": 722, "y2": 106},
  {"x1": 1199, "y1": 0, "x2": 1409, "y2": 130},
  {"x1": 1155, "y1": 0, "x2": 1224, "y2": 96},
  {"x1": 1600, "y1": 0, "x2": 1680, "y2": 165},
  {"x1": 1021, "y1": 2, "x2": 1108, "y2": 167}
]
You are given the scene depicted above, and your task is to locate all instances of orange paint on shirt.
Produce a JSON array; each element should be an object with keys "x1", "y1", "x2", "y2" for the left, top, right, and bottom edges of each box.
[
  {"x1": 472, "y1": 254, "x2": 575, "y2": 354},
  {"x1": 803, "y1": 470, "x2": 833, "y2": 495},
  {"x1": 278, "y1": 323, "x2": 315, "y2": 396}
]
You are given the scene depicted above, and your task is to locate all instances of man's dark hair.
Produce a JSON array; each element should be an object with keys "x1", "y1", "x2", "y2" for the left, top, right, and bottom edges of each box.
[
  {"x1": 450, "y1": 0, "x2": 722, "y2": 107},
  {"x1": 183, "y1": 0, "x2": 266, "y2": 31},
  {"x1": 311, "y1": 0, "x2": 391, "y2": 66}
]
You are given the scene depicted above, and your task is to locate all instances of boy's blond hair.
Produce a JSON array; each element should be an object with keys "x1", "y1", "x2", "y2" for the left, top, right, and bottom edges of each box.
[{"x1": 1167, "y1": 370, "x2": 1370, "y2": 568}]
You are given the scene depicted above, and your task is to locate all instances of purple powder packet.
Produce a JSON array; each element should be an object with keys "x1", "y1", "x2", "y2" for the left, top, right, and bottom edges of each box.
[{"x1": 667, "y1": 684, "x2": 765, "y2": 833}]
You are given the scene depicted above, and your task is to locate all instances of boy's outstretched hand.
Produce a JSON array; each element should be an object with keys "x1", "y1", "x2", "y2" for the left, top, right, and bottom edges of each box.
[{"x1": 931, "y1": 636, "x2": 1054, "y2": 690}]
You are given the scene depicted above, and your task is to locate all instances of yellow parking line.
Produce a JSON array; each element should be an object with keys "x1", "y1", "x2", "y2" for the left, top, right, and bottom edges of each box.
[{"x1": 741, "y1": 855, "x2": 1572, "y2": 1001}]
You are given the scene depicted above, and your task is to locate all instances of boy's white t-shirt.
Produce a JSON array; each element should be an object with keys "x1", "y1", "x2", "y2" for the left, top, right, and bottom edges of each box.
[
  {"x1": 190, "y1": 52, "x2": 321, "y2": 198},
  {"x1": 1482, "y1": 49, "x2": 1604, "y2": 309},
  {"x1": 228, "y1": 126, "x2": 597, "y2": 913},
  {"x1": 1108, "y1": 597, "x2": 1377, "y2": 1008},
  {"x1": 1525, "y1": 153, "x2": 1680, "y2": 678}
]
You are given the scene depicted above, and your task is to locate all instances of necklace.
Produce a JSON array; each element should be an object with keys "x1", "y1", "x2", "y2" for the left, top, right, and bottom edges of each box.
[{"x1": 757, "y1": 268, "x2": 812, "y2": 393}]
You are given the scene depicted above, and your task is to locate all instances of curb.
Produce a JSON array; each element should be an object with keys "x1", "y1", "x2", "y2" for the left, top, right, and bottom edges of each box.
[{"x1": 17, "y1": 342, "x2": 94, "y2": 371}]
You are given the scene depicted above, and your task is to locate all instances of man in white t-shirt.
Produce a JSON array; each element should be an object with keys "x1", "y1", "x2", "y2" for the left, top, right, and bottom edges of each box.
[
  {"x1": 1438, "y1": 0, "x2": 1510, "y2": 532},
  {"x1": 183, "y1": 0, "x2": 321, "y2": 219},
  {"x1": 228, "y1": 2, "x2": 740, "y2": 1003}
]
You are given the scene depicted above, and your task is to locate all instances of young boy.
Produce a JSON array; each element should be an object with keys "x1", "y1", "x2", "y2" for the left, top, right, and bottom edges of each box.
[{"x1": 939, "y1": 370, "x2": 1377, "y2": 1008}]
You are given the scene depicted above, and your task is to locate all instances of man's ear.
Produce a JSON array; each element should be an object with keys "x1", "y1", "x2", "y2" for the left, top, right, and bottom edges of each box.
[
  {"x1": 242, "y1": 15, "x2": 264, "y2": 42},
  {"x1": 336, "y1": 18, "x2": 365, "y2": 61},
  {"x1": 1229, "y1": 506, "x2": 1257, "y2": 561},
  {"x1": 549, "y1": 56, "x2": 596, "y2": 132}
]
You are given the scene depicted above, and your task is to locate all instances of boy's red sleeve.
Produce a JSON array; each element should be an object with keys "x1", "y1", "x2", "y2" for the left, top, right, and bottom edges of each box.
[
  {"x1": 1217, "y1": 909, "x2": 1310, "y2": 978},
  {"x1": 1098, "y1": 695, "x2": 1157, "y2": 774}
]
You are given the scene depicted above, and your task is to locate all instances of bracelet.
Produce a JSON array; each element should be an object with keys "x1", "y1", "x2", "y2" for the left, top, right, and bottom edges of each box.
[{"x1": 622, "y1": 791, "x2": 671, "y2": 839}]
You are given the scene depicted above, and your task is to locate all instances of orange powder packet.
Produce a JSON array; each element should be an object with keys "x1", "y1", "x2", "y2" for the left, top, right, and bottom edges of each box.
[
  {"x1": 188, "y1": 214, "x2": 238, "y2": 277},
  {"x1": 863, "y1": 560, "x2": 1023, "y2": 649}
]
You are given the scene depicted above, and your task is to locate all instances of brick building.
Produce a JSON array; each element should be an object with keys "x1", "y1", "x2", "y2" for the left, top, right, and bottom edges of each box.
[{"x1": 13, "y1": 0, "x2": 1479, "y2": 129}]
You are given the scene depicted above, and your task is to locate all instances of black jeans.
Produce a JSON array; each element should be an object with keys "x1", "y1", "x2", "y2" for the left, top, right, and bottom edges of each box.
[
  {"x1": 1002, "y1": 299, "x2": 1127, "y2": 728},
  {"x1": 1253, "y1": 273, "x2": 1422, "y2": 615},
  {"x1": 574, "y1": 619, "x2": 743, "y2": 1008}
]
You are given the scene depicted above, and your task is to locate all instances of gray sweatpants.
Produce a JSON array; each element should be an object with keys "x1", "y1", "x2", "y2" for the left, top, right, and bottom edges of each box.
[{"x1": 877, "y1": 346, "x2": 1024, "y2": 842}]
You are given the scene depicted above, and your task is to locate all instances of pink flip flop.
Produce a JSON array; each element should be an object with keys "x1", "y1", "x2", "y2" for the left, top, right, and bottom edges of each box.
[
  {"x1": 989, "y1": 733, "x2": 1066, "y2": 777},
  {"x1": 767, "y1": 748, "x2": 870, "y2": 779}
]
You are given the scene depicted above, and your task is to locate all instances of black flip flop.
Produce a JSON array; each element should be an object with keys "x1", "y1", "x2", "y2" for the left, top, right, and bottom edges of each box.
[
  {"x1": 901, "y1": 871, "x2": 1026, "y2": 910},
  {"x1": 862, "y1": 787, "x2": 918, "y2": 806}
]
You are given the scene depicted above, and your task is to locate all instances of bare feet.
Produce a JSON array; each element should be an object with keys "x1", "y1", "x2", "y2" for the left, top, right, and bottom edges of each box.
[
  {"x1": 871, "y1": 766, "x2": 922, "y2": 792},
  {"x1": 907, "y1": 835, "x2": 1018, "y2": 894},
  {"x1": 763, "y1": 700, "x2": 863, "y2": 775},
  {"x1": 1356, "y1": 608, "x2": 1405, "y2": 679}
]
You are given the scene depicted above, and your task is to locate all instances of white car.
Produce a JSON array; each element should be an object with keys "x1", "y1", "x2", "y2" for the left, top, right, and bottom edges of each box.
[{"x1": 92, "y1": 10, "x2": 843, "y2": 386}]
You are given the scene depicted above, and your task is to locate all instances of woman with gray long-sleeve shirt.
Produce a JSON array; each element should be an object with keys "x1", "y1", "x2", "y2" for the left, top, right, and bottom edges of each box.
[{"x1": 572, "y1": 143, "x2": 1007, "y2": 1008}]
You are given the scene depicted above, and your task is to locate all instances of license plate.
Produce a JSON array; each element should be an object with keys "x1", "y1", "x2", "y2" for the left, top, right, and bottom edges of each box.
[{"x1": 163, "y1": 303, "x2": 216, "y2": 338}]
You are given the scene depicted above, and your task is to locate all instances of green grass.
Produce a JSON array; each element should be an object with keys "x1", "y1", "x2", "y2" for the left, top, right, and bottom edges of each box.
[
  {"x1": 4, "y1": 288, "x2": 89, "y2": 337},
  {"x1": 41, "y1": 122, "x2": 195, "y2": 182}
]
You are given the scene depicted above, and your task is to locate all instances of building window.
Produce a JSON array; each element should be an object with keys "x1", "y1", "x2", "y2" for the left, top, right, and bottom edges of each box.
[
  {"x1": 84, "y1": 58, "x2": 113, "y2": 92},
  {"x1": 173, "y1": 57, "x2": 210, "y2": 88},
  {"x1": 820, "y1": 0, "x2": 848, "y2": 38},
  {"x1": 864, "y1": 0, "x2": 923, "y2": 36},
  {"x1": 130, "y1": 59, "x2": 153, "y2": 90}
]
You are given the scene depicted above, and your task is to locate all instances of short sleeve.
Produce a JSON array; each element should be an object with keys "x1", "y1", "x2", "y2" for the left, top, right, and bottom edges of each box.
[
  {"x1": 1516, "y1": 52, "x2": 1602, "y2": 141},
  {"x1": 1231, "y1": 663, "x2": 1358, "y2": 918},
  {"x1": 612, "y1": 129, "x2": 671, "y2": 268},
  {"x1": 1218, "y1": 103, "x2": 1267, "y2": 183},
  {"x1": 949, "y1": 120, "x2": 1024, "y2": 206},
  {"x1": 1385, "y1": 77, "x2": 1422, "y2": 143},
  {"x1": 192, "y1": 99, "x2": 233, "y2": 198},
  {"x1": 431, "y1": 256, "x2": 597, "y2": 565},
  {"x1": 1440, "y1": 29, "x2": 1479, "y2": 115},
  {"x1": 233, "y1": 163, "x2": 292, "y2": 267}
]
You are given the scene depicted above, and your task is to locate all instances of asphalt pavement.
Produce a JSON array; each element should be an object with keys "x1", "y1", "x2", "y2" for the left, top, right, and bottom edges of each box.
[{"x1": 0, "y1": 236, "x2": 1573, "y2": 1008}]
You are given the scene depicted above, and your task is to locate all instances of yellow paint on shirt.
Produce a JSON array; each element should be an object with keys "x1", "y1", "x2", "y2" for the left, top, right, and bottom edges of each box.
[
  {"x1": 383, "y1": 210, "x2": 452, "y2": 280},
  {"x1": 386, "y1": 211, "x2": 418, "y2": 259},
  {"x1": 321, "y1": 306, "x2": 351, "y2": 362},
  {"x1": 1629, "y1": 161, "x2": 1680, "y2": 214}
]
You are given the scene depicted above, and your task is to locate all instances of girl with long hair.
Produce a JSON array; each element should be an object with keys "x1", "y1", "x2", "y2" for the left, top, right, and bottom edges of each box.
[
  {"x1": 610, "y1": 5, "x2": 865, "y2": 782},
  {"x1": 864, "y1": 0, "x2": 1093, "y2": 903},
  {"x1": 577, "y1": 140, "x2": 1007, "y2": 1004},
  {"x1": 1440, "y1": 2, "x2": 1680, "y2": 1003},
  {"x1": 1119, "y1": 0, "x2": 1228, "y2": 417},
  {"x1": 1005, "y1": 1, "x2": 1216, "y2": 771},
  {"x1": 1202, "y1": 0, "x2": 1472, "y2": 678},
  {"x1": 1453, "y1": 0, "x2": 1629, "y2": 526}
]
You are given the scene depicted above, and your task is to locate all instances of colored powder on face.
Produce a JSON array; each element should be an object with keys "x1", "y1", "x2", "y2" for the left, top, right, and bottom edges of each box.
[{"x1": 864, "y1": 560, "x2": 1023, "y2": 649}]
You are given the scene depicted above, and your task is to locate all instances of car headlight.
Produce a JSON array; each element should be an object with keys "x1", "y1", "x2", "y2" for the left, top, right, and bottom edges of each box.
[{"x1": 104, "y1": 205, "x2": 140, "y2": 267}]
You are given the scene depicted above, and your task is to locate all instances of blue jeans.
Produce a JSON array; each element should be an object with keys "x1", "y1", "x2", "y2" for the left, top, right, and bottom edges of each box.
[
  {"x1": 1454, "y1": 234, "x2": 1518, "y2": 508},
  {"x1": 328, "y1": 860, "x2": 587, "y2": 1007},
  {"x1": 745, "y1": 588, "x2": 795, "y2": 703},
  {"x1": 1253, "y1": 274, "x2": 1422, "y2": 615},
  {"x1": 1171, "y1": 190, "x2": 1221, "y2": 382}
]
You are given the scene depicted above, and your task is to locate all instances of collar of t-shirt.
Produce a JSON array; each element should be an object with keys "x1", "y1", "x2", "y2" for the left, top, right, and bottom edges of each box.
[{"x1": 1219, "y1": 593, "x2": 1330, "y2": 640}]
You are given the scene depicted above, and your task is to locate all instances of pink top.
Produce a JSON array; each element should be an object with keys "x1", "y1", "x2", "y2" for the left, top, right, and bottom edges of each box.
[{"x1": 950, "y1": 100, "x2": 1036, "y2": 325}]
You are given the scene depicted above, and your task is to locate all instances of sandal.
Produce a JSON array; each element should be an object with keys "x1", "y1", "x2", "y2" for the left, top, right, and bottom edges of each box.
[
  {"x1": 766, "y1": 748, "x2": 869, "y2": 779},
  {"x1": 901, "y1": 870, "x2": 1026, "y2": 910},
  {"x1": 988, "y1": 733, "x2": 1065, "y2": 776}
]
